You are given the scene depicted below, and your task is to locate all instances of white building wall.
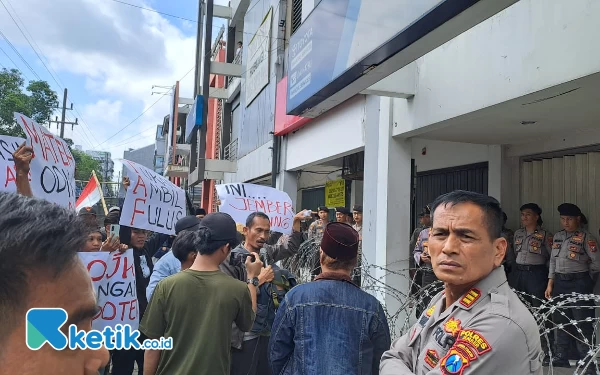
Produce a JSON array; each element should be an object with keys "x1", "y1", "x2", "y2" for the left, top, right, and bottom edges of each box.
[
  {"x1": 390, "y1": 0, "x2": 600, "y2": 137},
  {"x1": 285, "y1": 95, "x2": 366, "y2": 170},
  {"x1": 409, "y1": 138, "x2": 502, "y2": 202}
]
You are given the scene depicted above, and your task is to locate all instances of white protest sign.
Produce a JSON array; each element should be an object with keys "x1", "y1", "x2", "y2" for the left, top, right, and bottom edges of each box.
[
  {"x1": 14, "y1": 112, "x2": 76, "y2": 208},
  {"x1": 78, "y1": 250, "x2": 139, "y2": 332},
  {"x1": 216, "y1": 183, "x2": 294, "y2": 234},
  {"x1": 120, "y1": 159, "x2": 186, "y2": 235},
  {"x1": 0, "y1": 134, "x2": 26, "y2": 192}
]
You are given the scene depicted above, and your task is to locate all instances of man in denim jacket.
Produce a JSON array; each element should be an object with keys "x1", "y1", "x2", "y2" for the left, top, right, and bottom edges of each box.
[{"x1": 269, "y1": 222, "x2": 391, "y2": 375}]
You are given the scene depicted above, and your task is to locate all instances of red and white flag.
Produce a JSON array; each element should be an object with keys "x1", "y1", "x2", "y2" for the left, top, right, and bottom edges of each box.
[{"x1": 76, "y1": 172, "x2": 104, "y2": 213}]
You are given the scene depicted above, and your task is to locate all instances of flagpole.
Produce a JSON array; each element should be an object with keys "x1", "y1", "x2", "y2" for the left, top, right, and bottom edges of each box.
[{"x1": 92, "y1": 170, "x2": 109, "y2": 215}]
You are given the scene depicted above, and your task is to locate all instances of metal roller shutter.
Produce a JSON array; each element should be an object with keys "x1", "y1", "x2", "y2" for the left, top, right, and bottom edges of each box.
[{"x1": 521, "y1": 152, "x2": 600, "y2": 235}]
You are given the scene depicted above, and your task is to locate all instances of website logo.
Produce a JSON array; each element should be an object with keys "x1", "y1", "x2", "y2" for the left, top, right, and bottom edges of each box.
[{"x1": 26, "y1": 308, "x2": 172, "y2": 350}]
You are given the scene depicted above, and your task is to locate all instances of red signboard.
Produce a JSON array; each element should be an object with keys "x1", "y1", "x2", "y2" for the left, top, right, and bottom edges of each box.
[{"x1": 274, "y1": 76, "x2": 311, "y2": 136}]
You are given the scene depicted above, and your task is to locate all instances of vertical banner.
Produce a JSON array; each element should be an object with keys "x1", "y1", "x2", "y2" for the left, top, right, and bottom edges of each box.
[
  {"x1": 216, "y1": 182, "x2": 294, "y2": 234},
  {"x1": 245, "y1": 7, "x2": 272, "y2": 106},
  {"x1": 14, "y1": 112, "x2": 76, "y2": 208},
  {"x1": 120, "y1": 159, "x2": 186, "y2": 235},
  {"x1": 0, "y1": 134, "x2": 26, "y2": 192},
  {"x1": 78, "y1": 250, "x2": 139, "y2": 331},
  {"x1": 325, "y1": 179, "x2": 345, "y2": 207}
]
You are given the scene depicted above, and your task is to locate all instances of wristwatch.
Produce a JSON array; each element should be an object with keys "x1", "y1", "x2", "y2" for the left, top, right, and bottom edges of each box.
[{"x1": 247, "y1": 277, "x2": 259, "y2": 287}]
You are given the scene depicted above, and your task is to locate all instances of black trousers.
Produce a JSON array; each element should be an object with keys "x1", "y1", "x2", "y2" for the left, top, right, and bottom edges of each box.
[
  {"x1": 230, "y1": 336, "x2": 272, "y2": 375},
  {"x1": 110, "y1": 333, "x2": 146, "y2": 375},
  {"x1": 552, "y1": 273, "x2": 595, "y2": 361},
  {"x1": 416, "y1": 269, "x2": 442, "y2": 317},
  {"x1": 510, "y1": 264, "x2": 554, "y2": 352}
]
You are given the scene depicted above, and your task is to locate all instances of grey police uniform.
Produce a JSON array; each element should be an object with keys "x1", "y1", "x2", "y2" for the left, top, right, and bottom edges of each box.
[
  {"x1": 380, "y1": 267, "x2": 543, "y2": 375},
  {"x1": 413, "y1": 228, "x2": 442, "y2": 316},
  {"x1": 508, "y1": 227, "x2": 553, "y2": 305},
  {"x1": 549, "y1": 229, "x2": 600, "y2": 362}
]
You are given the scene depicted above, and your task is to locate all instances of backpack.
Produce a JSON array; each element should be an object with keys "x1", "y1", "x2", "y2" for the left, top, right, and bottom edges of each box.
[{"x1": 251, "y1": 263, "x2": 297, "y2": 336}]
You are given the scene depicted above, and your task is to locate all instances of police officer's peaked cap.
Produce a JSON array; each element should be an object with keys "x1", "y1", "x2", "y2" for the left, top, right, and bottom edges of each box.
[
  {"x1": 335, "y1": 206, "x2": 352, "y2": 216},
  {"x1": 558, "y1": 203, "x2": 582, "y2": 217},
  {"x1": 78, "y1": 206, "x2": 97, "y2": 216},
  {"x1": 520, "y1": 203, "x2": 542, "y2": 215},
  {"x1": 317, "y1": 206, "x2": 329, "y2": 212}
]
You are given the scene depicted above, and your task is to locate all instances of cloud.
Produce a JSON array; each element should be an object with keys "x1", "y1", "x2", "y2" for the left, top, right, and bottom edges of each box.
[{"x1": 0, "y1": 0, "x2": 207, "y2": 179}]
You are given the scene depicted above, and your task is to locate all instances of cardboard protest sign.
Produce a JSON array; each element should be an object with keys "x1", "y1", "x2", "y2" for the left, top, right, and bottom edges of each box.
[
  {"x1": 120, "y1": 159, "x2": 186, "y2": 235},
  {"x1": 14, "y1": 113, "x2": 76, "y2": 208},
  {"x1": 0, "y1": 134, "x2": 27, "y2": 192},
  {"x1": 78, "y1": 250, "x2": 139, "y2": 331},
  {"x1": 216, "y1": 183, "x2": 295, "y2": 234}
]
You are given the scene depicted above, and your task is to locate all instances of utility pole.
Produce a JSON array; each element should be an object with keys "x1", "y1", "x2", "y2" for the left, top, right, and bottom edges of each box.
[{"x1": 49, "y1": 88, "x2": 78, "y2": 138}]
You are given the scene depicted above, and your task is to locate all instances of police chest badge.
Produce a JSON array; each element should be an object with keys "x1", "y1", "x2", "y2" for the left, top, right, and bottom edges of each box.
[
  {"x1": 589, "y1": 240, "x2": 598, "y2": 253},
  {"x1": 439, "y1": 329, "x2": 493, "y2": 374},
  {"x1": 419, "y1": 305, "x2": 436, "y2": 327}
]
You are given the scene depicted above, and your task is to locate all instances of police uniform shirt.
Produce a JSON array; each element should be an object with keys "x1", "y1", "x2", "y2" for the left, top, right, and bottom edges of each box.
[
  {"x1": 512, "y1": 227, "x2": 553, "y2": 266},
  {"x1": 549, "y1": 229, "x2": 600, "y2": 278},
  {"x1": 414, "y1": 228, "x2": 432, "y2": 270},
  {"x1": 410, "y1": 225, "x2": 426, "y2": 269},
  {"x1": 380, "y1": 267, "x2": 543, "y2": 375}
]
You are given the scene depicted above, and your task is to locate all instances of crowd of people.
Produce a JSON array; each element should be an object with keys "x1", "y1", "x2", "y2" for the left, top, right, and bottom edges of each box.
[{"x1": 1, "y1": 141, "x2": 597, "y2": 375}]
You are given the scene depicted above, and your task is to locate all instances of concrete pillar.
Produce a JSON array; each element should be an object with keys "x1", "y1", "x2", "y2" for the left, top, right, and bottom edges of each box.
[{"x1": 362, "y1": 95, "x2": 412, "y2": 331}]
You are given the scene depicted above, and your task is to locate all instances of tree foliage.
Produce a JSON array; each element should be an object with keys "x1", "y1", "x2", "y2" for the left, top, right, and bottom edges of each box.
[
  {"x1": 71, "y1": 148, "x2": 102, "y2": 182},
  {"x1": 0, "y1": 69, "x2": 58, "y2": 137}
]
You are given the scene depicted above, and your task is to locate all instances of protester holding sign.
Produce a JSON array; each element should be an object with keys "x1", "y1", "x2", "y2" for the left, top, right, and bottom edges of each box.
[
  {"x1": 12, "y1": 142, "x2": 33, "y2": 197},
  {"x1": 14, "y1": 113, "x2": 76, "y2": 208}
]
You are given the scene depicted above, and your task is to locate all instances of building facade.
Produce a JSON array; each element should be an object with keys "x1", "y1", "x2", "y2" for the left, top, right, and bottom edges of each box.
[
  {"x1": 122, "y1": 144, "x2": 155, "y2": 178},
  {"x1": 84, "y1": 150, "x2": 115, "y2": 182}
]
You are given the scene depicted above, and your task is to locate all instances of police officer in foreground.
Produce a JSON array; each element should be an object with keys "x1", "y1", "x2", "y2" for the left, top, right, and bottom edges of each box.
[
  {"x1": 544, "y1": 203, "x2": 600, "y2": 372},
  {"x1": 507, "y1": 203, "x2": 554, "y2": 358},
  {"x1": 381, "y1": 190, "x2": 542, "y2": 375}
]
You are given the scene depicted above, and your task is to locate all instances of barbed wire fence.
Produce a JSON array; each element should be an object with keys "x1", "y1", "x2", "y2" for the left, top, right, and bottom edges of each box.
[{"x1": 280, "y1": 237, "x2": 600, "y2": 374}]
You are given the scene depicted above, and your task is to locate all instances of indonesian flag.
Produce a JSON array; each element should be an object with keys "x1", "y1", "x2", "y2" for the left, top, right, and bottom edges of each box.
[{"x1": 76, "y1": 172, "x2": 104, "y2": 212}]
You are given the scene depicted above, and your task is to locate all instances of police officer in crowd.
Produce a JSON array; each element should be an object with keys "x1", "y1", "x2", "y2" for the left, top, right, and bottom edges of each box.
[
  {"x1": 544, "y1": 203, "x2": 600, "y2": 372},
  {"x1": 409, "y1": 206, "x2": 431, "y2": 313},
  {"x1": 336, "y1": 206, "x2": 353, "y2": 224},
  {"x1": 507, "y1": 203, "x2": 554, "y2": 357},
  {"x1": 413, "y1": 215, "x2": 441, "y2": 317},
  {"x1": 381, "y1": 191, "x2": 542, "y2": 375}
]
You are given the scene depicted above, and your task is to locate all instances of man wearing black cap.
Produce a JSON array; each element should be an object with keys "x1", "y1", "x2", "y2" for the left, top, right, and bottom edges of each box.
[
  {"x1": 308, "y1": 206, "x2": 330, "y2": 242},
  {"x1": 269, "y1": 222, "x2": 391, "y2": 375},
  {"x1": 336, "y1": 206, "x2": 353, "y2": 224},
  {"x1": 508, "y1": 203, "x2": 554, "y2": 359},
  {"x1": 544, "y1": 203, "x2": 600, "y2": 371},
  {"x1": 146, "y1": 215, "x2": 202, "y2": 301},
  {"x1": 140, "y1": 212, "x2": 263, "y2": 375}
]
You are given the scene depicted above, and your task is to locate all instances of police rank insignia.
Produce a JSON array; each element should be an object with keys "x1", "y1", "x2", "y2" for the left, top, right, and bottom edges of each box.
[
  {"x1": 426, "y1": 305, "x2": 435, "y2": 317},
  {"x1": 460, "y1": 288, "x2": 481, "y2": 308},
  {"x1": 534, "y1": 233, "x2": 544, "y2": 240},
  {"x1": 425, "y1": 349, "x2": 439, "y2": 368},
  {"x1": 589, "y1": 240, "x2": 598, "y2": 253}
]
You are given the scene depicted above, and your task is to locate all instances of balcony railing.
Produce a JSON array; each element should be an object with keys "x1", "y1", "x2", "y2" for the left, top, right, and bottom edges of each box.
[
  {"x1": 224, "y1": 139, "x2": 238, "y2": 161},
  {"x1": 228, "y1": 51, "x2": 242, "y2": 86}
]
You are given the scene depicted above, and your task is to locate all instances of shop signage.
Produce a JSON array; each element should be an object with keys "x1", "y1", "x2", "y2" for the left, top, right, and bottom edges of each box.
[{"x1": 325, "y1": 179, "x2": 345, "y2": 207}]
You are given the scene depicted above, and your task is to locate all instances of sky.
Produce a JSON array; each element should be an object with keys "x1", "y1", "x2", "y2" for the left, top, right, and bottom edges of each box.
[{"x1": 0, "y1": 0, "x2": 228, "y2": 180}]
